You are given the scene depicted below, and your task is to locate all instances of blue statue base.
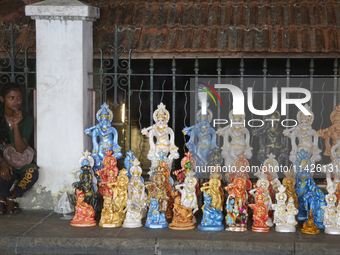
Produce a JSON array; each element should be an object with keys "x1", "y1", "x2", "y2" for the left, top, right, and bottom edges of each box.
[
  {"x1": 198, "y1": 224, "x2": 224, "y2": 231},
  {"x1": 145, "y1": 222, "x2": 169, "y2": 229},
  {"x1": 314, "y1": 222, "x2": 325, "y2": 230}
]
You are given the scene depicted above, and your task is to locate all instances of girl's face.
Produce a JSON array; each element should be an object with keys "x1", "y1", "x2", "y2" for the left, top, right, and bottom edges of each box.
[{"x1": 1, "y1": 89, "x2": 22, "y2": 112}]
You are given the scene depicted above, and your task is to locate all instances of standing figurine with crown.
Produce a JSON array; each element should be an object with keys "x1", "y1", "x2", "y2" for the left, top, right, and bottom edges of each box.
[
  {"x1": 321, "y1": 187, "x2": 340, "y2": 235},
  {"x1": 141, "y1": 103, "x2": 179, "y2": 173},
  {"x1": 250, "y1": 173, "x2": 273, "y2": 227},
  {"x1": 253, "y1": 111, "x2": 288, "y2": 165},
  {"x1": 283, "y1": 104, "x2": 321, "y2": 166},
  {"x1": 183, "y1": 101, "x2": 216, "y2": 180},
  {"x1": 249, "y1": 187, "x2": 270, "y2": 232},
  {"x1": 272, "y1": 185, "x2": 298, "y2": 232},
  {"x1": 217, "y1": 110, "x2": 252, "y2": 167},
  {"x1": 72, "y1": 151, "x2": 96, "y2": 207},
  {"x1": 85, "y1": 103, "x2": 122, "y2": 172},
  {"x1": 323, "y1": 140, "x2": 340, "y2": 191},
  {"x1": 318, "y1": 104, "x2": 340, "y2": 160},
  {"x1": 123, "y1": 158, "x2": 147, "y2": 228}
]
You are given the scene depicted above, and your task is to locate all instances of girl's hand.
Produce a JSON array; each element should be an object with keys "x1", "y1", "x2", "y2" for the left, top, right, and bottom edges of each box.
[
  {"x1": 13, "y1": 110, "x2": 23, "y2": 126},
  {"x1": 0, "y1": 160, "x2": 13, "y2": 181}
]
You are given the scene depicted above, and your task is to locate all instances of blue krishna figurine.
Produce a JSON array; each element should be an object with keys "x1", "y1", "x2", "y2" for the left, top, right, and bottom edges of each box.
[
  {"x1": 198, "y1": 193, "x2": 224, "y2": 231},
  {"x1": 85, "y1": 103, "x2": 122, "y2": 171},
  {"x1": 145, "y1": 197, "x2": 168, "y2": 229}
]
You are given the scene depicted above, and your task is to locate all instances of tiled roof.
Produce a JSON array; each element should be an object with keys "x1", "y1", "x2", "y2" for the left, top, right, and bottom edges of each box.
[{"x1": 1, "y1": 0, "x2": 340, "y2": 56}]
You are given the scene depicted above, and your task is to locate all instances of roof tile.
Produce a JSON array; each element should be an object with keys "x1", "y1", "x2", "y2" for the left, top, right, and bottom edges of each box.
[
  {"x1": 183, "y1": 5, "x2": 197, "y2": 27},
  {"x1": 218, "y1": 28, "x2": 230, "y2": 51},
  {"x1": 235, "y1": 5, "x2": 246, "y2": 27},
  {"x1": 133, "y1": 4, "x2": 148, "y2": 27},
  {"x1": 287, "y1": 28, "x2": 298, "y2": 52},
  {"x1": 208, "y1": 6, "x2": 221, "y2": 27},
  {"x1": 221, "y1": 5, "x2": 235, "y2": 27},
  {"x1": 261, "y1": 5, "x2": 272, "y2": 27},
  {"x1": 300, "y1": 28, "x2": 311, "y2": 52},
  {"x1": 273, "y1": 5, "x2": 284, "y2": 27},
  {"x1": 326, "y1": 28, "x2": 338, "y2": 51},
  {"x1": 287, "y1": 5, "x2": 298, "y2": 27},
  {"x1": 249, "y1": 5, "x2": 259, "y2": 27},
  {"x1": 325, "y1": 4, "x2": 337, "y2": 27},
  {"x1": 261, "y1": 28, "x2": 270, "y2": 51},
  {"x1": 314, "y1": 28, "x2": 326, "y2": 52},
  {"x1": 312, "y1": 4, "x2": 325, "y2": 26},
  {"x1": 168, "y1": 28, "x2": 183, "y2": 51},
  {"x1": 209, "y1": 28, "x2": 219, "y2": 50},
  {"x1": 193, "y1": 28, "x2": 208, "y2": 51},
  {"x1": 300, "y1": 4, "x2": 311, "y2": 27},
  {"x1": 272, "y1": 28, "x2": 284, "y2": 52},
  {"x1": 235, "y1": 29, "x2": 245, "y2": 51},
  {"x1": 157, "y1": 4, "x2": 172, "y2": 27},
  {"x1": 245, "y1": 29, "x2": 257, "y2": 51},
  {"x1": 198, "y1": 5, "x2": 209, "y2": 27},
  {"x1": 182, "y1": 28, "x2": 194, "y2": 50}
]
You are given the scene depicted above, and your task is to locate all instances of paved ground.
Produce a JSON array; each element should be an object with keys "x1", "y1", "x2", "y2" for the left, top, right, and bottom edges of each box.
[{"x1": 1, "y1": 210, "x2": 340, "y2": 255}]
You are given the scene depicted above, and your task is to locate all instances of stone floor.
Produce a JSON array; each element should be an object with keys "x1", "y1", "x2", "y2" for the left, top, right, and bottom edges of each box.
[{"x1": 1, "y1": 210, "x2": 340, "y2": 255}]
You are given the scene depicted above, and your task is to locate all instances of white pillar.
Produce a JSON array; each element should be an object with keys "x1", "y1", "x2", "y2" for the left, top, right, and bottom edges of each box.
[{"x1": 25, "y1": 0, "x2": 99, "y2": 209}]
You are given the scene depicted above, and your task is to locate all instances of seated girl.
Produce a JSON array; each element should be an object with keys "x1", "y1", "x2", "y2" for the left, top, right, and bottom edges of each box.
[{"x1": 0, "y1": 82, "x2": 39, "y2": 214}]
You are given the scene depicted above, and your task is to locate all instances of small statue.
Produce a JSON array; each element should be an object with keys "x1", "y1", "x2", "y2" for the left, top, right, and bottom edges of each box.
[
  {"x1": 250, "y1": 173, "x2": 273, "y2": 227},
  {"x1": 323, "y1": 141, "x2": 340, "y2": 191},
  {"x1": 207, "y1": 147, "x2": 223, "y2": 169},
  {"x1": 322, "y1": 187, "x2": 340, "y2": 235},
  {"x1": 112, "y1": 169, "x2": 129, "y2": 223},
  {"x1": 95, "y1": 151, "x2": 119, "y2": 197},
  {"x1": 272, "y1": 186, "x2": 298, "y2": 232},
  {"x1": 282, "y1": 170, "x2": 299, "y2": 210},
  {"x1": 146, "y1": 173, "x2": 169, "y2": 215},
  {"x1": 217, "y1": 110, "x2": 252, "y2": 167},
  {"x1": 225, "y1": 195, "x2": 248, "y2": 232},
  {"x1": 283, "y1": 104, "x2": 321, "y2": 165},
  {"x1": 141, "y1": 103, "x2": 179, "y2": 173},
  {"x1": 173, "y1": 151, "x2": 196, "y2": 184},
  {"x1": 249, "y1": 187, "x2": 270, "y2": 232},
  {"x1": 124, "y1": 150, "x2": 137, "y2": 178},
  {"x1": 99, "y1": 196, "x2": 121, "y2": 227},
  {"x1": 225, "y1": 154, "x2": 252, "y2": 199},
  {"x1": 224, "y1": 177, "x2": 248, "y2": 208},
  {"x1": 200, "y1": 175, "x2": 224, "y2": 211},
  {"x1": 145, "y1": 197, "x2": 168, "y2": 229},
  {"x1": 169, "y1": 193, "x2": 195, "y2": 230},
  {"x1": 175, "y1": 172, "x2": 199, "y2": 219},
  {"x1": 72, "y1": 161, "x2": 95, "y2": 207},
  {"x1": 252, "y1": 111, "x2": 288, "y2": 165},
  {"x1": 198, "y1": 193, "x2": 224, "y2": 231},
  {"x1": 77, "y1": 150, "x2": 97, "y2": 191},
  {"x1": 262, "y1": 154, "x2": 282, "y2": 194},
  {"x1": 154, "y1": 161, "x2": 174, "y2": 218},
  {"x1": 183, "y1": 102, "x2": 217, "y2": 179},
  {"x1": 127, "y1": 159, "x2": 147, "y2": 218},
  {"x1": 301, "y1": 209, "x2": 320, "y2": 234},
  {"x1": 70, "y1": 190, "x2": 96, "y2": 227},
  {"x1": 85, "y1": 103, "x2": 122, "y2": 171},
  {"x1": 122, "y1": 199, "x2": 143, "y2": 228},
  {"x1": 317, "y1": 104, "x2": 340, "y2": 160}
]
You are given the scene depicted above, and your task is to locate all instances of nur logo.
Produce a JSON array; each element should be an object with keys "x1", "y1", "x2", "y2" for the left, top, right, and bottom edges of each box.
[{"x1": 198, "y1": 82, "x2": 222, "y2": 115}]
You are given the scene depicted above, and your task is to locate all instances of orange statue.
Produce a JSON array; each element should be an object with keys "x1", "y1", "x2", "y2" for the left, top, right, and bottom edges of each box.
[
  {"x1": 282, "y1": 171, "x2": 299, "y2": 210},
  {"x1": 318, "y1": 104, "x2": 340, "y2": 159},
  {"x1": 169, "y1": 193, "x2": 195, "y2": 230},
  {"x1": 96, "y1": 151, "x2": 119, "y2": 197},
  {"x1": 154, "y1": 161, "x2": 173, "y2": 218},
  {"x1": 225, "y1": 177, "x2": 248, "y2": 207},
  {"x1": 249, "y1": 187, "x2": 270, "y2": 232},
  {"x1": 301, "y1": 210, "x2": 320, "y2": 234},
  {"x1": 70, "y1": 189, "x2": 96, "y2": 227},
  {"x1": 146, "y1": 173, "x2": 169, "y2": 215}
]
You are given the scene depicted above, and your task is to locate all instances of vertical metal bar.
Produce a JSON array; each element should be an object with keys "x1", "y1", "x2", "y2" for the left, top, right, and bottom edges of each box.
[
  {"x1": 149, "y1": 57, "x2": 154, "y2": 126},
  {"x1": 33, "y1": 89, "x2": 37, "y2": 152},
  {"x1": 309, "y1": 58, "x2": 314, "y2": 109},
  {"x1": 92, "y1": 91, "x2": 96, "y2": 126},
  {"x1": 99, "y1": 49, "x2": 104, "y2": 105},
  {"x1": 286, "y1": 58, "x2": 290, "y2": 118},
  {"x1": 112, "y1": 25, "x2": 119, "y2": 107},
  {"x1": 240, "y1": 57, "x2": 244, "y2": 92},
  {"x1": 194, "y1": 57, "x2": 199, "y2": 122},
  {"x1": 262, "y1": 58, "x2": 267, "y2": 116},
  {"x1": 217, "y1": 57, "x2": 221, "y2": 147},
  {"x1": 24, "y1": 47, "x2": 29, "y2": 114},
  {"x1": 172, "y1": 57, "x2": 176, "y2": 133},
  {"x1": 128, "y1": 50, "x2": 132, "y2": 151},
  {"x1": 9, "y1": 23, "x2": 14, "y2": 82},
  {"x1": 334, "y1": 58, "x2": 338, "y2": 110}
]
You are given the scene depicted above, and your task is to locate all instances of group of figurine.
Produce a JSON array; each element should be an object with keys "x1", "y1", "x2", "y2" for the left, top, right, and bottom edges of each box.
[{"x1": 68, "y1": 98, "x2": 340, "y2": 235}]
